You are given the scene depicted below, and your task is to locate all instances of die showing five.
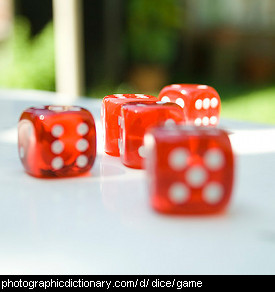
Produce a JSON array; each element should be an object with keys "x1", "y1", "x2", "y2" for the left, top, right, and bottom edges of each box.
[
  {"x1": 18, "y1": 105, "x2": 96, "y2": 178},
  {"x1": 145, "y1": 125, "x2": 234, "y2": 214}
]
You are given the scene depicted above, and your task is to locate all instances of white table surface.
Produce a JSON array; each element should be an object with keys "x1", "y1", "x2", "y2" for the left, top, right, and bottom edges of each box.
[{"x1": 0, "y1": 89, "x2": 275, "y2": 275}]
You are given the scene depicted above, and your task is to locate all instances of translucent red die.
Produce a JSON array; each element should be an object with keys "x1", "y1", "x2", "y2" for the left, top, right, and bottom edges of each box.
[
  {"x1": 120, "y1": 101, "x2": 185, "y2": 169},
  {"x1": 18, "y1": 105, "x2": 96, "y2": 178},
  {"x1": 145, "y1": 125, "x2": 234, "y2": 214},
  {"x1": 101, "y1": 94, "x2": 158, "y2": 156},
  {"x1": 158, "y1": 84, "x2": 221, "y2": 126}
]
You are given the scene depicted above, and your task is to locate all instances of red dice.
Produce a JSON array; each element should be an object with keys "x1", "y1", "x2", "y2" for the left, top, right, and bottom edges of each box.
[
  {"x1": 101, "y1": 94, "x2": 158, "y2": 156},
  {"x1": 18, "y1": 105, "x2": 96, "y2": 178},
  {"x1": 158, "y1": 84, "x2": 221, "y2": 126},
  {"x1": 120, "y1": 101, "x2": 185, "y2": 169},
  {"x1": 145, "y1": 125, "x2": 234, "y2": 214}
]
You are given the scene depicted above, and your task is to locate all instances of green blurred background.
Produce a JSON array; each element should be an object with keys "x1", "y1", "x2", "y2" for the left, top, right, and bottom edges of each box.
[{"x1": 0, "y1": 0, "x2": 274, "y2": 124}]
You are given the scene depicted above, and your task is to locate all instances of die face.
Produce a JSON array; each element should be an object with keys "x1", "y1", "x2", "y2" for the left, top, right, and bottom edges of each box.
[
  {"x1": 120, "y1": 101, "x2": 185, "y2": 169},
  {"x1": 146, "y1": 126, "x2": 234, "y2": 214},
  {"x1": 101, "y1": 94, "x2": 158, "y2": 156},
  {"x1": 158, "y1": 84, "x2": 221, "y2": 127},
  {"x1": 18, "y1": 106, "x2": 96, "y2": 178}
]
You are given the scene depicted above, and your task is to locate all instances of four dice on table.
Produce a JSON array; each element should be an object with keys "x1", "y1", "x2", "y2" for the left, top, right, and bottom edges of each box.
[
  {"x1": 120, "y1": 101, "x2": 185, "y2": 169},
  {"x1": 18, "y1": 105, "x2": 96, "y2": 178},
  {"x1": 145, "y1": 126, "x2": 234, "y2": 214},
  {"x1": 158, "y1": 84, "x2": 221, "y2": 126}
]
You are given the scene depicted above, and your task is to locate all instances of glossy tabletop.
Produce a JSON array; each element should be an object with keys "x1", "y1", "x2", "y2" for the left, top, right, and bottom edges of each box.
[{"x1": 0, "y1": 89, "x2": 275, "y2": 274}]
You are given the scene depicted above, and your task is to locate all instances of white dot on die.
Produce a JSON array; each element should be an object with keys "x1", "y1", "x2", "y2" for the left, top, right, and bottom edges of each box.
[
  {"x1": 28, "y1": 124, "x2": 33, "y2": 137},
  {"x1": 114, "y1": 94, "x2": 126, "y2": 99},
  {"x1": 202, "y1": 116, "x2": 209, "y2": 126},
  {"x1": 185, "y1": 165, "x2": 207, "y2": 187},
  {"x1": 19, "y1": 147, "x2": 25, "y2": 159},
  {"x1": 76, "y1": 155, "x2": 88, "y2": 168},
  {"x1": 69, "y1": 106, "x2": 81, "y2": 111},
  {"x1": 77, "y1": 122, "x2": 89, "y2": 136},
  {"x1": 135, "y1": 94, "x2": 148, "y2": 99},
  {"x1": 51, "y1": 125, "x2": 64, "y2": 138},
  {"x1": 51, "y1": 157, "x2": 64, "y2": 170},
  {"x1": 203, "y1": 182, "x2": 224, "y2": 204},
  {"x1": 181, "y1": 89, "x2": 188, "y2": 95},
  {"x1": 195, "y1": 99, "x2": 202, "y2": 110},
  {"x1": 76, "y1": 139, "x2": 89, "y2": 152},
  {"x1": 51, "y1": 140, "x2": 64, "y2": 154},
  {"x1": 144, "y1": 134, "x2": 155, "y2": 151},
  {"x1": 171, "y1": 84, "x2": 181, "y2": 88},
  {"x1": 138, "y1": 145, "x2": 146, "y2": 158},
  {"x1": 204, "y1": 148, "x2": 225, "y2": 171},
  {"x1": 203, "y1": 98, "x2": 210, "y2": 109},
  {"x1": 197, "y1": 85, "x2": 208, "y2": 89},
  {"x1": 211, "y1": 98, "x2": 219, "y2": 108},
  {"x1": 168, "y1": 148, "x2": 189, "y2": 171},
  {"x1": 136, "y1": 104, "x2": 147, "y2": 107},
  {"x1": 118, "y1": 138, "x2": 121, "y2": 151},
  {"x1": 49, "y1": 106, "x2": 64, "y2": 112},
  {"x1": 210, "y1": 116, "x2": 218, "y2": 125},
  {"x1": 176, "y1": 98, "x2": 185, "y2": 108},
  {"x1": 169, "y1": 183, "x2": 189, "y2": 204},
  {"x1": 165, "y1": 119, "x2": 176, "y2": 127},
  {"x1": 161, "y1": 96, "x2": 171, "y2": 102},
  {"x1": 119, "y1": 139, "x2": 124, "y2": 155},
  {"x1": 194, "y1": 118, "x2": 202, "y2": 126}
]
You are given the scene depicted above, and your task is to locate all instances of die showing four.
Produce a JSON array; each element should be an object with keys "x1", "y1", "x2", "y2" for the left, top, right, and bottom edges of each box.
[
  {"x1": 145, "y1": 125, "x2": 234, "y2": 214},
  {"x1": 18, "y1": 105, "x2": 96, "y2": 178},
  {"x1": 120, "y1": 101, "x2": 185, "y2": 169},
  {"x1": 158, "y1": 84, "x2": 221, "y2": 126},
  {"x1": 101, "y1": 94, "x2": 158, "y2": 156}
]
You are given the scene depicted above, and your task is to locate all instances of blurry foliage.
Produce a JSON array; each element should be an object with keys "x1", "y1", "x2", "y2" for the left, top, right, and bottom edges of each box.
[
  {"x1": 0, "y1": 17, "x2": 55, "y2": 90},
  {"x1": 127, "y1": 0, "x2": 181, "y2": 65},
  {"x1": 221, "y1": 85, "x2": 275, "y2": 124}
]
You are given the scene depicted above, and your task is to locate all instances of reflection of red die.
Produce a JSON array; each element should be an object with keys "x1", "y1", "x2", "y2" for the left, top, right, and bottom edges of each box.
[
  {"x1": 101, "y1": 94, "x2": 158, "y2": 156},
  {"x1": 145, "y1": 125, "x2": 234, "y2": 215},
  {"x1": 18, "y1": 105, "x2": 96, "y2": 178},
  {"x1": 120, "y1": 101, "x2": 185, "y2": 169},
  {"x1": 158, "y1": 84, "x2": 221, "y2": 126}
]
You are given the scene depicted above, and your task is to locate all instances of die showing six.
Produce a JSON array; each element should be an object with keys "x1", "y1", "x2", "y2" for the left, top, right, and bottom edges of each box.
[
  {"x1": 101, "y1": 94, "x2": 158, "y2": 156},
  {"x1": 120, "y1": 101, "x2": 185, "y2": 169},
  {"x1": 145, "y1": 125, "x2": 234, "y2": 214},
  {"x1": 158, "y1": 84, "x2": 221, "y2": 126},
  {"x1": 18, "y1": 105, "x2": 96, "y2": 178}
]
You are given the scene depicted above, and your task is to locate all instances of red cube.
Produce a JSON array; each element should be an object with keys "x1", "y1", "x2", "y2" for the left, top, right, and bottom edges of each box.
[
  {"x1": 101, "y1": 94, "x2": 158, "y2": 156},
  {"x1": 18, "y1": 105, "x2": 96, "y2": 178},
  {"x1": 158, "y1": 84, "x2": 221, "y2": 126},
  {"x1": 145, "y1": 125, "x2": 234, "y2": 214},
  {"x1": 120, "y1": 101, "x2": 185, "y2": 169}
]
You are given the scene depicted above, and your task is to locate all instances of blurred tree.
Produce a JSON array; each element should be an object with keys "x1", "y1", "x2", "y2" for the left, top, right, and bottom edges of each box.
[
  {"x1": 15, "y1": 0, "x2": 52, "y2": 36},
  {"x1": 0, "y1": 17, "x2": 55, "y2": 90},
  {"x1": 127, "y1": 0, "x2": 181, "y2": 65},
  {"x1": 103, "y1": 0, "x2": 124, "y2": 84},
  {"x1": 126, "y1": 0, "x2": 182, "y2": 92}
]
